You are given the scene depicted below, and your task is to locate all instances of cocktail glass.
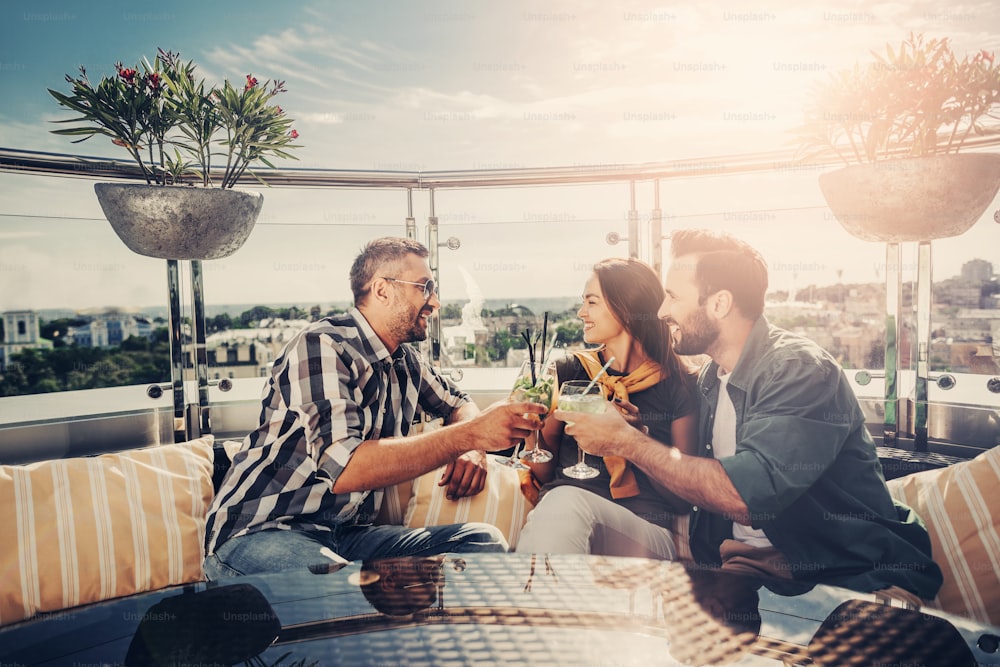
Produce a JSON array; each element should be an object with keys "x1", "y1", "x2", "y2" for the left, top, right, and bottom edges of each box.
[
  {"x1": 558, "y1": 379, "x2": 606, "y2": 479},
  {"x1": 510, "y1": 361, "x2": 556, "y2": 464}
]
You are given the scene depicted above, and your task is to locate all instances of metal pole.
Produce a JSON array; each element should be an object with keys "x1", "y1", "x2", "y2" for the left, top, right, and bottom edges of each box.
[
  {"x1": 166, "y1": 259, "x2": 186, "y2": 443},
  {"x1": 628, "y1": 180, "x2": 640, "y2": 260},
  {"x1": 913, "y1": 241, "x2": 933, "y2": 451},
  {"x1": 651, "y1": 179, "x2": 663, "y2": 279},
  {"x1": 190, "y1": 259, "x2": 210, "y2": 438},
  {"x1": 405, "y1": 188, "x2": 417, "y2": 240},
  {"x1": 427, "y1": 188, "x2": 441, "y2": 363},
  {"x1": 883, "y1": 243, "x2": 901, "y2": 445}
]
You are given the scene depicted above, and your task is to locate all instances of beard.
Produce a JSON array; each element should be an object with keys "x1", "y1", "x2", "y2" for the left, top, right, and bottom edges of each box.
[
  {"x1": 389, "y1": 300, "x2": 433, "y2": 344},
  {"x1": 672, "y1": 305, "x2": 719, "y2": 356}
]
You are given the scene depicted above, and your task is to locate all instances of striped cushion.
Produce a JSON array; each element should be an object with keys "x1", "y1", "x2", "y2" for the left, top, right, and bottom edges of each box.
[
  {"x1": 404, "y1": 455, "x2": 534, "y2": 548},
  {"x1": 376, "y1": 477, "x2": 413, "y2": 526},
  {"x1": 0, "y1": 437, "x2": 215, "y2": 626},
  {"x1": 886, "y1": 445, "x2": 1000, "y2": 625},
  {"x1": 673, "y1": 513, "x2": 692, "y2": 562}
]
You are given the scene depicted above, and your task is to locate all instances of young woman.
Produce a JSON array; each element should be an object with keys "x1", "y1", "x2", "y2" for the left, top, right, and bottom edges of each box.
[{"x1": 515, "y1": 258, "x2": 698, "y2": 559}]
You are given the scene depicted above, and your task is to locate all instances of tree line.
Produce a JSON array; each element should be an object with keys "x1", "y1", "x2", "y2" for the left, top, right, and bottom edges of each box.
[
  {"x1": 0, "y1": 331, "x2": 172, "y2": 396},
  {"x1": 0, "y1": 304, "x2": 586, "y2": 396}
]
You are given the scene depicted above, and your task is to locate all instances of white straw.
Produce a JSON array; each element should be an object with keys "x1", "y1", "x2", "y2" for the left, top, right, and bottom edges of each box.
[{"x1": 584, "y1": 356, "x2": 616, "y2": 394}]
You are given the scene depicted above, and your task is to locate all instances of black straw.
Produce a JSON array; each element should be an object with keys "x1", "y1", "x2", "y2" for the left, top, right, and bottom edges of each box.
[
  {"x1": 522, "y1": 329, "x2": 537, "y2": 385},
  {"x1": 540, "y1": 312, "x2": 549, "y2": 375}
]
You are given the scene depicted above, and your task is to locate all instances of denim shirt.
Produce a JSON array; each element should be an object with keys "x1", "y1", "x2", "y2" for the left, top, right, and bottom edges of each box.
[{"x1": 689, "y1": 317, "x2": 943, "y2": 599}]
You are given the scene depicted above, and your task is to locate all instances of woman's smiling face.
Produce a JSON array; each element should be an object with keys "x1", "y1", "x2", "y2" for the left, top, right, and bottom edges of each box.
[{"x1": 577, "y1": 273, "x2": 626, "y2": 346}]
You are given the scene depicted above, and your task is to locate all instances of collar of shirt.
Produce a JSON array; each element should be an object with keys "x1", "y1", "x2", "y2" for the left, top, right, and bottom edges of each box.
[
  {"x1": 699, "y1": 316, "x2": 771, "y2": 398},
  {"x1": 348, "y1": 307, "x2": 394, "y2": 367}
]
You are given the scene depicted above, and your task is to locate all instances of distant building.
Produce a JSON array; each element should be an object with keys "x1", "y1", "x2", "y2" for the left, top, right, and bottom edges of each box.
[
  {"x1": 1, "y1": 310, "x2": 54, "y2": 369},
  {"x1": 961, "y1": 259, "x2": 993, "y2": 283},
  {"x1": 3, "y1": 311, "x2": 40, "y2": 345},
  {"x1": 66, "y1": 308, "x2": 155, "y2": 348},
  {"x1": 207, "y1": 342, "x2": 275, "y2": 379},
  {"x1": 67, "y1": 320, "x2": 109, "y2": 348},
  {"x1": 944, "y1": 309, "x2": 998, "y2": 342},
  {"x1": 204, "y1": 318, "x2": 309, "y2": 378}
]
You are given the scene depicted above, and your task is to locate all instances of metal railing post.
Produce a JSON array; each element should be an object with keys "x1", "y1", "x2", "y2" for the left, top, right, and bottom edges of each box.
[
  {"x1": 427, "y1": 188, "x2": 441, "y2": 363},
  {"x1": 405, "y1": 188, "x2": 417, "y2": 240},
  {"x1": 913, "y1": 241, "x2": 933, "y2": 451},
  {"x1": 166, "y1": 259, "x2": 186, "y2": 443},
  {"x1": 883, "y1": 243, "x2": 901, "y2": 445},
  {"x1": 190, "y1": 259, "x2": 210, "y2": 438},
  {"x1": 628, "y1": 180, "x2": 640, "y2": 260},
  {"x1": 650, "y1": 179, "x2": 663, "y2": 279}
]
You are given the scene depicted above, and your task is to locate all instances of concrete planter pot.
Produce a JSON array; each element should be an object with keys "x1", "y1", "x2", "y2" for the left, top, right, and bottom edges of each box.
[
  {"x1": 818, "y1": 153, "x2": 1000, "y2": 242},
  {"x1": 94, "y1": 183, "x2": 264, "y2": 260}
]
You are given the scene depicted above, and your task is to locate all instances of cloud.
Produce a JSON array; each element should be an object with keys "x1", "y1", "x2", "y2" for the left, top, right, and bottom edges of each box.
[
  {"x1": 3, "y1": 0, "x2": 999, "y2": 310},
  {"x1": 295, "y1": 111, "x2": 345, "y2": 125},
  {"x1": 0, "y1": 231, "x2": 48, "y2": 240},
  {"x1": 0, "y1": 116, "x2": 78, "y2": 155},
  {"x1": 203, "y1": 25, "x2": 408, "y2": 97}
]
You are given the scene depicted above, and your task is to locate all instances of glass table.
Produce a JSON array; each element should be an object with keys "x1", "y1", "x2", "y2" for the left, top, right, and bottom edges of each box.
[{"x1": 2, "y1": 553, "x2": 997, "y2": 666}]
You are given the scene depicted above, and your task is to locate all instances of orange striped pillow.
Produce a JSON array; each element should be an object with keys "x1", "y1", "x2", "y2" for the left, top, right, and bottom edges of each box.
[
  {"x1": 404, "y1": 455, "x2": 534, "y2": 548},
  {"x1": 0, "y1": 436, "x2": 215, "y2": 626},
  {"x1": 886, "y1": 446, "x2": 1000, "y2": 625}
]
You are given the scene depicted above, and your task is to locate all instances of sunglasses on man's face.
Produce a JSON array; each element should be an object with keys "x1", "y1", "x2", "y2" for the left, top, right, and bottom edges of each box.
[{"x1": 384, "y1": 277, "x2": 437, "y2": 301}]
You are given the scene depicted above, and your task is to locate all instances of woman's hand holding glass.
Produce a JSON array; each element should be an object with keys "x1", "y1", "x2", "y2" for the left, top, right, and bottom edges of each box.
[
  {"x1": 612, "y1": 397, "x2": 649, "y2": 435},
  {"x1": 556, "y1": 380, "x2": 607, "y2": 479}
]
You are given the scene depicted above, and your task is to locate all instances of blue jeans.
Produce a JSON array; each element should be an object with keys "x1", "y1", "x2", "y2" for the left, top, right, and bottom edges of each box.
[{"x1": 204, "y1": 522, "x2": 508, "y2": 580}]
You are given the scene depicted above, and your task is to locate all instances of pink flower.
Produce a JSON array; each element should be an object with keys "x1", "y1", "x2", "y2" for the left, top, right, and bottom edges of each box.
[
  {"x1": 289, "y1": 129, "x2": 299, "y2": 139},
  {"x1": 245, "y1": 74, "x2": 258, "y2": 90}
]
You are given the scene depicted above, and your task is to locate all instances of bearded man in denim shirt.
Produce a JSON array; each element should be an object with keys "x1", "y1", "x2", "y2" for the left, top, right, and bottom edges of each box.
[{"x1": 557, "y1": 229, "x2": 942, "y2": 602}]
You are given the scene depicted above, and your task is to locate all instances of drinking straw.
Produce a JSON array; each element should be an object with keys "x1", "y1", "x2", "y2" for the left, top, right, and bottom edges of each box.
[
  {"x1": 540, "y1": 312, "x2": 549, "y2": 372},
  {"x1": 522, "y1": 329, "x2": 537, "y2": 385},
  {"x1": 540, "y1": 332, "x2": 560, "y2": 368},
  {"x1": 584, "y1": 356, "x2": 616, "y2": 395}
]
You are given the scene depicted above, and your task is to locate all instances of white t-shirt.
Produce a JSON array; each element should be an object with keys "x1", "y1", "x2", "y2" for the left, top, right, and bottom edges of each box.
[{"x1": 712, "y1": 370, "x2": 773, "y2": 548}]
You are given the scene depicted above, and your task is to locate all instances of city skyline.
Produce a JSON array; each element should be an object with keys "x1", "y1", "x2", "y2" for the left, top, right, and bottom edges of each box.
[{"x1": 9, "y1": 253, "x2": 995, "y2": 322}]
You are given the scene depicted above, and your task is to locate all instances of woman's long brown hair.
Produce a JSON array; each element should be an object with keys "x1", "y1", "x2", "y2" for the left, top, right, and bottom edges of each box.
[{"x1": 592, "y1": 258, "x2": 688, "y2": 379}]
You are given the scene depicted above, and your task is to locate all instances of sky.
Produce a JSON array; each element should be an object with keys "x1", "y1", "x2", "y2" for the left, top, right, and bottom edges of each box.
[{"x1": 1, "y1": 0, "x2": 999, "y2": 312}]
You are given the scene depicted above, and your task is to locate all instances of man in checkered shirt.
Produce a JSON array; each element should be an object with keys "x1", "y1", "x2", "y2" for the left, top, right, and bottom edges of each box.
[{"x1": 204, "y1": 237, "x2": 543, "y2": 578}]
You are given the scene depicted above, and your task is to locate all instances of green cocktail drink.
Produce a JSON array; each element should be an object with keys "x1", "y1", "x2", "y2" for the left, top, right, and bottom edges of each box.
[
  {"x1": 558, "y1": 380, "x2": 606, "y2": 479},
  {"x1": 559, "y1": 393, "x2": 606, "y2": 417},
  {"x1": 511, "y1": 374, "x2": 555, "y2": 410},
  {"x1": 509, "y1": 362, "x2": 557, "y2": 465}
]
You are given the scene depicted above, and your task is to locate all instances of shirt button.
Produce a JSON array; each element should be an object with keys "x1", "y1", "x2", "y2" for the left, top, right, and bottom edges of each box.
[
  {"x1": 705, "y1": 444, "x2": 712, "y2": 451},
  {"x1": 692, "y1": 506, "x2": 699, "y2": 512}
]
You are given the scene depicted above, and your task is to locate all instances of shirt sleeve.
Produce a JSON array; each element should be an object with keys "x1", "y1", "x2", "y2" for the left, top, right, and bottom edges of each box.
[
  {"x1": 414, "y1": 352, "x2": 470, "y2": 419},
  {"x1": 718, "y1": 355, "x2": 860, "y2": 525}
]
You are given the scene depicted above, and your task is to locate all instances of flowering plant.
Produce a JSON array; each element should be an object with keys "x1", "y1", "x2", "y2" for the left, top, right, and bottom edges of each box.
[
  {"x1": 794, "y1": 33, "x2": 1000, "y2": 164},
  {"x1": 48, "y1": 49, "x2": 299, "y2": 187}
]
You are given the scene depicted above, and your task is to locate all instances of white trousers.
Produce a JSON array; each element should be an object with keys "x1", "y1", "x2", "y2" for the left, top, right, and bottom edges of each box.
[{"x1": 515, "y1": 485, "x2": 678, "y2": 559}]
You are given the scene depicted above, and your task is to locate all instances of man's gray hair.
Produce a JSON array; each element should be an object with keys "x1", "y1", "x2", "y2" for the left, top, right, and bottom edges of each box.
[{"x1": 350, "y1": 237, "x2": 429, "y2": 304}]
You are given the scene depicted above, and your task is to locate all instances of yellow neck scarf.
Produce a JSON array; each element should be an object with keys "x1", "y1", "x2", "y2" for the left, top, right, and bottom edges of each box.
[{"x1": 572, "y1": 348, "x2": 663, "y2": 499}]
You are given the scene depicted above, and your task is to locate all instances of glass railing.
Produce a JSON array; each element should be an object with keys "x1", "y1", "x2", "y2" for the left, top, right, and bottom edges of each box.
[{"x1": 0, "y1": 148, "x2": 997, "y2": 461}]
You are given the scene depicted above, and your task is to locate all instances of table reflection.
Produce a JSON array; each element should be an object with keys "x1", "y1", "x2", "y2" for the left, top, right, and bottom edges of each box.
[{"x1": 11, "y1": 553, "x2": 982, "y2": 667}]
